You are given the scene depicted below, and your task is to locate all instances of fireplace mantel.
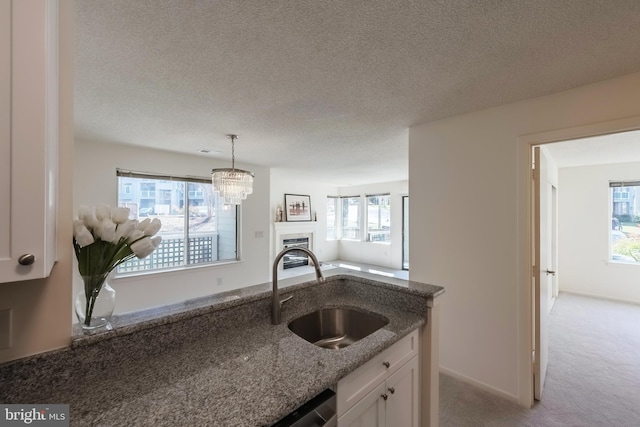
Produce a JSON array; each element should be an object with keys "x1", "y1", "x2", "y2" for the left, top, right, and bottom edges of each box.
[{"x1": 274, "y1": 221, "x2": 319, "y2": 233}]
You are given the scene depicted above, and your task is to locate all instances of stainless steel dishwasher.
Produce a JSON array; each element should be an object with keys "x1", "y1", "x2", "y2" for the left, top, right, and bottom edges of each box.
[{"x1": 270, "y1": 389, "x2": 337, "y2": 427}]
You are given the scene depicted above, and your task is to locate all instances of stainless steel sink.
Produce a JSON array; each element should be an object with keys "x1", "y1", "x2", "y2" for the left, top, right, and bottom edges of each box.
[{"x1": 288, "y1": 307, "x2": 389, "y2": 349}]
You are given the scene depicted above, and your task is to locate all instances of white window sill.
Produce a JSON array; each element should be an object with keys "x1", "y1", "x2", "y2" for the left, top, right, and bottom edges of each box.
[
  {"x1": 607, "y1": 259, "x2": 640, "y2": 266},
  {"x1": 113, "y1": 259, "x2": 242, "y2": 283}
]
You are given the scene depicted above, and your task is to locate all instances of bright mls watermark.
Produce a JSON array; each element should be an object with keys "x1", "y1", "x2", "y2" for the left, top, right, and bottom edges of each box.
[{"x1": 0, "y1": 405, "x2": 68, "y2": 426}]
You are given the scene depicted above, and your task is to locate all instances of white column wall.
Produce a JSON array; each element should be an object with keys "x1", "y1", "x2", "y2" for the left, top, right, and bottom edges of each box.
[{"x1": 409, "y1": 71, "x2": 640, "y2": 403}]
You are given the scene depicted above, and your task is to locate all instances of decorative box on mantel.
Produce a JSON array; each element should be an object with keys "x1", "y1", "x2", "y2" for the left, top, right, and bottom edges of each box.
[{"x1": 273, "y1": 222, "x2": 319, "y2": 270}]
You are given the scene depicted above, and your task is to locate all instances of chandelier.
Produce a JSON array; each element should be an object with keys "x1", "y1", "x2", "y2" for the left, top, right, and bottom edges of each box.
[{"x1": 211, "y1": 134, "x2": 254, "y2": 205}]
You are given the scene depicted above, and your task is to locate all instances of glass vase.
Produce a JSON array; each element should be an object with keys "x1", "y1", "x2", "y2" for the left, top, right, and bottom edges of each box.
[{"x1": 74, "y1": 272, "x2": 116, "y2": 330}]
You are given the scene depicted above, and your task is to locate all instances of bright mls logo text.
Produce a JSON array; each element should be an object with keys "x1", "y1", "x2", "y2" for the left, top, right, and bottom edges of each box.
[{"x1": 1, "y1": 405, "x2": 69, "y2": 426}]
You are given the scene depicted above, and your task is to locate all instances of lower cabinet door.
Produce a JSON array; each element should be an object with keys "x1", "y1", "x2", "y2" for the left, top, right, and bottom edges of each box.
[
  {"x1": 385, "y1": 356, "x2": 419, "y2": 427},
  {"x1": 338, "y1": 383, "x2": 386, "y2": 427}
]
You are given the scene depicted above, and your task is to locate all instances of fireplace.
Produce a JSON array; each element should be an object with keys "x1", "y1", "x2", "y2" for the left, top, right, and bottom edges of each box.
[
  {"x1": 274, "y1": 222, "x2": 317, "y2": 270},
  {"x1": 282, "y1": 237, "x2": 310, "y2": 269}
]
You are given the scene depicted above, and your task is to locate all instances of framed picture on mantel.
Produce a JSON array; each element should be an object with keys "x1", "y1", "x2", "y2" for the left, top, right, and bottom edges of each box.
[{"x1": 285, "y1": 194, "x2": 312, "y2": 221}]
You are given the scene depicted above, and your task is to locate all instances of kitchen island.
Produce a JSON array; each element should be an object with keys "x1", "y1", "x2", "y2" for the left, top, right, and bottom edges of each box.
[{"x1": 0, "y1": 269, "x2": 444, "y2": 426}]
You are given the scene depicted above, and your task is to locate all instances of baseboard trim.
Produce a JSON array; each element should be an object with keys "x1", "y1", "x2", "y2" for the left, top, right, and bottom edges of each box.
[
  {"x1": 560, "y1": 290, "x2": 640, "y2": 307},
  {"x1": 440, "y1": 367, "x2": 522, "y2": 405}
]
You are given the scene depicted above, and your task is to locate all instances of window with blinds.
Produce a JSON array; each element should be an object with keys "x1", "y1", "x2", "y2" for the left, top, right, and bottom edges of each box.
[{"x1": 115, "y1": 169, "x2": 238, "y2": 274}]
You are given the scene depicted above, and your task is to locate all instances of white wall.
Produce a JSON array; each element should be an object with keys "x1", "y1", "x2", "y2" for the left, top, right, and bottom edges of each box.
[
  {"x1": 74, "y1": 139, "x2": 271, "y2": 314},
  {"x1": 559, "y1": 161, "x2": 640, "y2": 304},
  {"x1": 409, "y1": 71, "x2": 640, "y2": 404},
  {"x1": 269, "y1": 169, "x2": 339, "y2": 265},
  {"x1": 338, "y1": 181, "x2": 408, "y2": 269}
]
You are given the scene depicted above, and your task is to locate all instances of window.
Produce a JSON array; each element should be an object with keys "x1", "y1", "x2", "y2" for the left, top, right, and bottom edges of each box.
[
  {"x1": 140, "y1": 183, "x2": 155, "y2": 199},
  {"x1": 366, "y1": 194, "x2": 390, "y2": 243},
  {"x1": 116, "y1": 170, "x2": 238, "y2": 274},
  {"x1": 327, "y1": 196, "x2": 338, "y2": 240},
  {"x1": 341, "y1": 196, "x2": 361, "y2": 240},
  {"x1": 610, "y1": 181, "x2": 640, "y2": 263}
]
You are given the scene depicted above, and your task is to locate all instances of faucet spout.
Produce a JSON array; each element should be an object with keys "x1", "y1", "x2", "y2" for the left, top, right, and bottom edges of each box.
[{"x1": 272, "y1": 247, "x2": 324, "y2": 325}]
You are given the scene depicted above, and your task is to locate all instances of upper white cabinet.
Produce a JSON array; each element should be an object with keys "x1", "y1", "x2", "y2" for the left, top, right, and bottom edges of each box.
[{"x1": 0, "y1": 0, "x2": 59, "y2": 283}]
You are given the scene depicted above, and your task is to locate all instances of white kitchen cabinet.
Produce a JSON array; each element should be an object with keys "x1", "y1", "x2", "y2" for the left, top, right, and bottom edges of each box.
[
  {"x1": 0, "y1": 0, "x2": 59, "y2": 283},
  {"x1": 337, "y1": 329, "x2": 418, "y2": 416},
  {"x1": 384, "y1": 355, "x2": 419, "y2": 426},
  {"x1": 339, "y1": 356, "x2": 419, "y2": 427},
  {"x1": 337, "y1": 329, "x2": 419, "y2": 427},
  {"x1": 338, "y1": 382, "x2": 386, "y2": 427}
]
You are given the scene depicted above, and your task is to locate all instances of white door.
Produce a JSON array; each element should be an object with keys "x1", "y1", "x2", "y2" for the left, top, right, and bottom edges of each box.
[
  {"x1": 339, "y1": 383, "x2": 386, "y2": 427},
  {"x1": 402, "y1": 196, "x2": 409, "y2": 270},
  {"x1": 0, "y1": 1, "x2": 11, "y2": 277},
  {"x1": 533, "y1": 147, "x2": 554, "y2": 400},
  {"x1": 385, "y1": 356, "x2": 418, "y2": 427},
  {"x1": 550, "y1": 185, "x2": 559, "y2": 307},
  {"x1": 0, "y1": 0, "x2": 58, "y2": 282}
]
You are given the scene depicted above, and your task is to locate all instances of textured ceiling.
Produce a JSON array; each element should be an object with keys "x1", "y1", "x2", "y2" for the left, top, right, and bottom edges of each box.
[
  {"x1": 545, "y1": 130, "x2": 640, "y2": 169},
  {"x1": 75, "y1": 0, "x2": 640, "y2": 186}
]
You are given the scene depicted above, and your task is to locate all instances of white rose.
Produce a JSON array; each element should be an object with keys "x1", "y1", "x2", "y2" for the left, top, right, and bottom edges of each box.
[
  {"x1": 97, "y1": 219, "x2": 117, "y2": 243},
  {"x1": 137, "y1": 218, "x2": 151, "y2": 230},
  {"x1": 112, "y1": 207, "x2": 131, "y2": 224},
  {"x1": 78, "y1": 205, "x2": 98, "y2": 229},
  {"x1": 144, "y1": 218, "x2": 162, "y2": 236},
  {"x1": 150, "y1": 235, "x2": 162, "y2": 248},
  {"x1": 127, "y1": 229, "x2": 145, "y2": 243},
  {"x1": 115, "y1": 220, "x2": 137, "y2": 242},
  {"x1": 95, "y1": 204, "x2": 112, "y2": 221},
  {"x1": 73, "y1": 220, "x2": 95, "y2": 248},
  {"x1": 130, "y1": 236, "x2": 155, "y2": 259}
]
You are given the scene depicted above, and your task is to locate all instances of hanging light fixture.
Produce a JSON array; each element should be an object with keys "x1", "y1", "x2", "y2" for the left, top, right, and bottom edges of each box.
[{"x1": 211, "y1": 134, "x2": 254, "y2": 205}]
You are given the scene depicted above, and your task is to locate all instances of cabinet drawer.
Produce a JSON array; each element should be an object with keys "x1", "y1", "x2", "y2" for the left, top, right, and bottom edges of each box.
[{"x1": 337, "y1": 329, "x2": 418, "y2": 416}]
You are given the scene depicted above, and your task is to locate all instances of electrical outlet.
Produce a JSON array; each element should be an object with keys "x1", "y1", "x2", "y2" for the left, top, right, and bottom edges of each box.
[
  {"x1": 0, "y1": 309, "x2": 12, "y2": 349},
  {"x1": 255, "y1": 231, "x2": 264, "y2": 238},
  {"x1": 216, "y1": 277, "x2": 223, "y2": 286}
]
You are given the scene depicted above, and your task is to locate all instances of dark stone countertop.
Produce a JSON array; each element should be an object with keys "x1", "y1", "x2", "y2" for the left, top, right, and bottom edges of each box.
[{"x1": 0, "y1": 269, "x2": 444, "y2": 426}]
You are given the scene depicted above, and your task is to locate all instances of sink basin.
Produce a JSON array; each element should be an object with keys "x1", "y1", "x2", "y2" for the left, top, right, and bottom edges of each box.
[{"x1": 288, "y1": 307, "x2": 389, "y2": 349}]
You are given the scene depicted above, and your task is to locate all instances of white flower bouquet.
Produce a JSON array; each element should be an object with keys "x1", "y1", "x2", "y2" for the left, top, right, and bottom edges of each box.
[{"x1": 73, "y1": 204, "x2": 162, "y2": 328}]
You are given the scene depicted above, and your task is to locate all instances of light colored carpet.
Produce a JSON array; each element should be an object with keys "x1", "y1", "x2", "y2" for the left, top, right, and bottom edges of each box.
[{"x1": 440, "y1": 292, "x2": 640, "y2": 426}]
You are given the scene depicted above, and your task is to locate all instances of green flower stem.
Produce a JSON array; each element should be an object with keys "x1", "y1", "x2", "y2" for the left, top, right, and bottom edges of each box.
[
  {"x1": 82, "y1": 272, "x2": 109, "y2": 327},
  {"x1": 73, "y1": 210, "x2": 162, "y2": 329},
  {"x1": 75, "y1": 237, "x2": 143, "y2": 327}
]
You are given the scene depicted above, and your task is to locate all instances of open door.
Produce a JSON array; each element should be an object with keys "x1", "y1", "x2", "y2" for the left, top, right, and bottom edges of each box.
[
  {"x1": 402, "y1": 196, "x2": 409, "y2": 270},
  {"x1": 533, "y1": 146, "x2": 555, "y2": 400}
]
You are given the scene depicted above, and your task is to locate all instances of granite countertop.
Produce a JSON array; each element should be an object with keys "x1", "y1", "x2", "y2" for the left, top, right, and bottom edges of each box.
[{"x1": 0, "y1": 269, "x2": 444, "y2": 426}]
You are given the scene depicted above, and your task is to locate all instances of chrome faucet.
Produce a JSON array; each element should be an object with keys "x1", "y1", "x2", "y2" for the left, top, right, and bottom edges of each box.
[{"x1": 272, "y1": 247, "x2": 325, "y2": 325}]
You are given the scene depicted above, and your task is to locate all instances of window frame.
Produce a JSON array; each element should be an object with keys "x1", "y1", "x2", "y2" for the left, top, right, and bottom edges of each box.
[
  {"x1": 609, "y1": 180, "x2": 640, "y2": 264},
  {"x1": 340, "y1": 195, "x2": 361, "y2": 241},
  {"x1": 115, "y1": 169, "x2": 240, "y2": 277},
  {"x1": 365, "y1": 193, "x2": 391, "y2": 244},
  {"x1": 326, "y1": 196, "x2": 339, "y2": 241}
]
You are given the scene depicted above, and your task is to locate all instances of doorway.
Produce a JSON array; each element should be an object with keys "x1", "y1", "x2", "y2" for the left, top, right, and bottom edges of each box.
[{"x1": 527, "y1": 122, "x2": 640, "y2": 404}]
